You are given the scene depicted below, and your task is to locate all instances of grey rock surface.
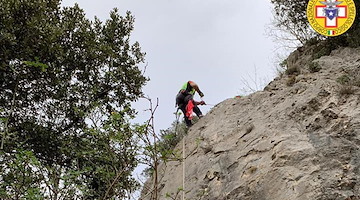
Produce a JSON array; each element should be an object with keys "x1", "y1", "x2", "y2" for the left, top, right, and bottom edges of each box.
[{"x1": 141, "y1": 47, "x2": 360, "y2": 200}]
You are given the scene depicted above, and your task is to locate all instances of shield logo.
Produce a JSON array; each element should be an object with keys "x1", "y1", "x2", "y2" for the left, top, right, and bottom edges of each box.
[{"x1": 325, "y1": 8, "x2": 338, "y2": 20}]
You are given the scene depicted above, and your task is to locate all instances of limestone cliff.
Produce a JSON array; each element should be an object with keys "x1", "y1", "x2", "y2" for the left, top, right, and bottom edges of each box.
[{"x1": 141, "y1": 47, "x2": 360, "y2": 200}]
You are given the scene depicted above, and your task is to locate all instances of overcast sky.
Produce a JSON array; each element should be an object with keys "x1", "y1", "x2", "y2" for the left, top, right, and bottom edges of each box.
[{"x1": 61, "y1": 0, "x2": 282, "y2": 133}]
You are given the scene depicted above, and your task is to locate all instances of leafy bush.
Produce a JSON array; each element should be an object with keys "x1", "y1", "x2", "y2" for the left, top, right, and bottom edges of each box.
[
  {"x1": 309, "y1": 62, "x2": 321, "y2": 73},
  {"x1": 312, "y1": 45, "x2": 332, "y2": 60},
  {"x1": 337, "y1": 75, "x2": 351, "y2": 85}
]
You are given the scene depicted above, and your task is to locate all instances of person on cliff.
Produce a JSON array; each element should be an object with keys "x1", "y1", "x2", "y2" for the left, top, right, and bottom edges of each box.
[{"x1": 176, "y1": 81, "x2": 206, "y2": 127}]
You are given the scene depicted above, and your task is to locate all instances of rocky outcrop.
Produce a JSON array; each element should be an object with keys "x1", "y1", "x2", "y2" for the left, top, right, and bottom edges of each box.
[{"x1": 141, "y1": 47, "x2": 360, "y2": 200}]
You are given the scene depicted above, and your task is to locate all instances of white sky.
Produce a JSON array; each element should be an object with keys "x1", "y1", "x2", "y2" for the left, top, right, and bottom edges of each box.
[{"x1": 61, "y1": 0, "x2": 281, "y2": 135}]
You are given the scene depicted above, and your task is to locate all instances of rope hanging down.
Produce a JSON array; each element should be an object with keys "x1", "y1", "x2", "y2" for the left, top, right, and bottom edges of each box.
[
  {"x1": 175, "y1": 110, "x2": 186, "y2": 200},
  {"x1": 182, "y1": 136, "x2": 185, "y2": 200}
]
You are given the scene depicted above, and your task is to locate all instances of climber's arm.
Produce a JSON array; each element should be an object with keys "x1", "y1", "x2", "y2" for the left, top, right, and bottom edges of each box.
[{"x1": 189, "y1": 81, "x2": 204, "y2": 97}]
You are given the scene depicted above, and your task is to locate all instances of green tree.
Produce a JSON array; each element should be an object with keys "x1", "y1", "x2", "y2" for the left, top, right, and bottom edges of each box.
[
  {"x1": 271, "y1": 0, "x2": 360, "y2": 47},
  {"x1": 270, "y1": 0, "x2": 316, "y2": 45},
  {"x1": 0, "y1": 0, "x2": 147, "y2": 199}
]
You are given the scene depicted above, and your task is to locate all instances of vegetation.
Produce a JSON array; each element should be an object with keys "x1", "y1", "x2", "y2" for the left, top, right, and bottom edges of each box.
[
  {"x1": 271, "y1": 0, "x2": 360, "y2": 47},
  {"x1": 336, "y1": 74, "x2": 360, "y2": 95},
  {"x1": 138, "y1": 102, "x2": 195, "y2": 200},
  {"x1": 270, "y1": 0, "x2": 315, "y2": 45},
  {"x1": 308, "y1": 62, "x2": 321, "y2": 73},
  {"x1": 140, "y1": 117, "x2": 190, "y2": 179},
  {"x1": 0, "y1": 0, "x2": 147, "y2": 199},
  {"x1": 157, "y1": 119, "x2": 188, "y2": 161},
  {"x1": 337, "y1": 75, "x2": 351, "y2": 85}
]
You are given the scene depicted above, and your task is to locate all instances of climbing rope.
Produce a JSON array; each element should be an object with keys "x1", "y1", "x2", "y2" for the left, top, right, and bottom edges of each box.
[
  {"x1": 182, "y1": 136, "x2": 185, "y2": 200},
  {"x1": 174, "y1": 109, "x2": 185, "y2": 200}
]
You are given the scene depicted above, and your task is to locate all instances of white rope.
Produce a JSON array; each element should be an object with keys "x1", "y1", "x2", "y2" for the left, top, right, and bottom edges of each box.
[
  {"x1": 182, "y1": 136, "x2": 185, "y2": 200},
  {"x1": 174, "y1": 108, "x2": 186, "y2": 200}
]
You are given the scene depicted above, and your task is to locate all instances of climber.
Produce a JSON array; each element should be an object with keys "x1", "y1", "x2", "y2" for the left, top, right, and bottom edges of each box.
[{"x1": 176, "y1": 81, "x2": 206, "y2": 127}]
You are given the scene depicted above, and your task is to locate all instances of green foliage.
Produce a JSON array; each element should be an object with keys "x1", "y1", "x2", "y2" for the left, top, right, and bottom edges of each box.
[
  {"x1": 0, "y1": 150, "x2": 44, "y2": 199},
  {"x1": 141, "y1": 119, "x2": 189, "y2": 178},
  {"x1": 23, "y1": 57, "x2": 48, "y2": 72},
  {"x1": 158, "y1": 116, "x2": 200, "y2": 156},
  {"x1": 312, "y1": 46, "x2": 332, "y2": 60},
  {"x1": 157, "y1": 120, "x2": 189, "y2": 160},
  {"x1": 279, "y1": 59, "x2": 287, "y2": 69},
  {"x1": 345, "y1": 0, "x2": 360, "y2": 47},
  {"x1": 346, "y1": 27, "x2": 360, "y2": 47},
  {"x1": 311, "y1": 40, "x2": 344, "y2": 60},
  {"x1": 270, "y1": 0, "x2": 316, "y2": 44},
  {"x1": 0, "y1": 0, "x2": 147, "y2": 199},
  {"x1": 305, "y1": 37, "x2": 320, "y2": 46},
  {"x1": 165, "y1": 187, "x2": 183, "y2": 200},
  {"x1": 336, "y1": 73, "x2": 360, "y2": 96},
  {"x1": 308, "y1": 62, "x2": 321, "y2": 73},
  {"x1": 337, "y1": 75, "x2": 351, "y2": 85},
  {"x1": 271, "y1": 0, "x2": 360, "y2": 47}
]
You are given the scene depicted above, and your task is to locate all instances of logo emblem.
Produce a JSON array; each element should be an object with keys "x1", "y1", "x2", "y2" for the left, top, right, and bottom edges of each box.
[{"x1": 307, "y1": 0, "x2": 356, "y2": 36}]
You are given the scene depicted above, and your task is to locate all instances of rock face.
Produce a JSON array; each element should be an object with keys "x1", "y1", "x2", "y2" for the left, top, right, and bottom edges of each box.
[{"x1": 141, "y1": 47, "x2": 360, "y2": 200}]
